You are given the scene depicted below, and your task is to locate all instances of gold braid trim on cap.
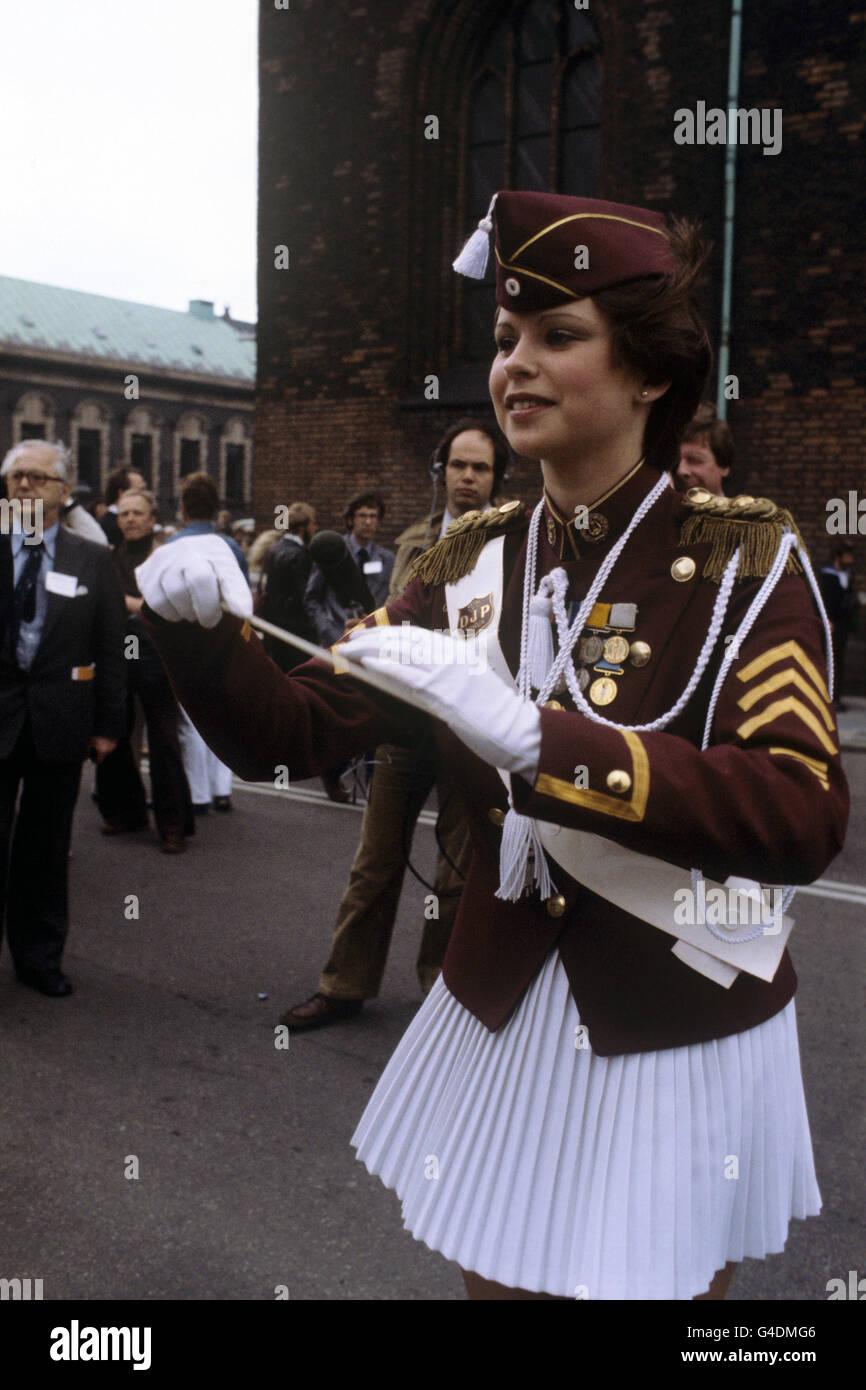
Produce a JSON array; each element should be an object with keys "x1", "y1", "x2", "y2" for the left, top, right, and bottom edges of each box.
[
  {"x1": 678, "y1": 490, "x2": 804, "y2": 582},
  {"x1": 409, "y1": 503, "x2": 525, "y2": 587}
]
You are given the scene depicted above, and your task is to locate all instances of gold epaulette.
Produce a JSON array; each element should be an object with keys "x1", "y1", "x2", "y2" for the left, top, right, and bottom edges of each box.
[
  {"x1": 679, "y1": 487, "x2": 804, "y2": 582},
  {"x1": 409, "y1": 500, "x2": 525, "y2": 587}
]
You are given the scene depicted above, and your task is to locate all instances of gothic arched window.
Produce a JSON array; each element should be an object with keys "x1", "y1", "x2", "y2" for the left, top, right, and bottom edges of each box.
[{"x1": 459, "y1": 1, "x2": 602, "y2": 363}]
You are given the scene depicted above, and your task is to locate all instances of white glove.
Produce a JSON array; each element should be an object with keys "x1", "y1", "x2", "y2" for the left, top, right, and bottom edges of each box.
[
  {"x1": 345, "y1": 624, "x2": 541, "y2": 780},
  {"x1": 135, "y1": 535, "x2": 252, "y2": 628}
]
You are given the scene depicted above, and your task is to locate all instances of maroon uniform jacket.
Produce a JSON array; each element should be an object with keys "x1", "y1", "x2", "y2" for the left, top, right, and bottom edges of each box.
[{"x1": 144, "y1": 465, "x2": 848, "y2": 1056}]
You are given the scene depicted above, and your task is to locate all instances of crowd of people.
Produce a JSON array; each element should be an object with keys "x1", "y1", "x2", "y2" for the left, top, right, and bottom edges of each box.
[{"x1": 0, "y1": 401, "x2": 858, "y2": 1011}]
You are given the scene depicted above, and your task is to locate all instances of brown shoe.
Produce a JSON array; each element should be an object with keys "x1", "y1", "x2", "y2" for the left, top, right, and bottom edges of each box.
[
  {"x1": 161, "y1": 834, "x2": 187, "y2": 854},
  {"x1": 279, "y1": 992, "x2": 363, "y2": 1031},
  {"x1": 321, "y1": 772, "x2": 351, "y2": 804}
]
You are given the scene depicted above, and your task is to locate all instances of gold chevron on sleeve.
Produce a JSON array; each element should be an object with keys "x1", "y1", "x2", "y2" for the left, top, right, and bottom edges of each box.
[
  {"x1": 736, "y1": 696, "x2": 838, "y2": 754},
  {"x1": 737, "y1": 667, "x2": 834, "y2": 730},
  {"x1": 768, "y1": 746, "x2": 830, "y2": 789},
  {"x1": 534, "y1": 730, "x2": 649, "y2": 822},
  {"x1": 736, "y1": 640, "x2": 830, "y2": 704}
]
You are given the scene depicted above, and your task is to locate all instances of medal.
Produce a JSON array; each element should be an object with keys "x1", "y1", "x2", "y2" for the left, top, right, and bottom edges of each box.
[
  {"x1": 589, "y1": 677, "x2": 617, "y2": 706},
  {"x1": 603, "y1": 635, "x2": 630, "y2": 664}
]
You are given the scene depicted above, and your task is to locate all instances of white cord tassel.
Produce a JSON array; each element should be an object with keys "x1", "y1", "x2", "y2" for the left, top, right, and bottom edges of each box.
[
  {"x1": 527, "y1": 591, "x2": 555, "y2": 690},
  {"x1": 453, "y1": 194, "x2": 498, "y2": 278},
  {"x1": 495, "y1": 804, "x2": 555, "y2": 903}
]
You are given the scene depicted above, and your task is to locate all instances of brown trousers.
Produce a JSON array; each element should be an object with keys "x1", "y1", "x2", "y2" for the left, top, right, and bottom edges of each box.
[{"x1": 318, "y1": 743, "x2": 472, "y2": 999}]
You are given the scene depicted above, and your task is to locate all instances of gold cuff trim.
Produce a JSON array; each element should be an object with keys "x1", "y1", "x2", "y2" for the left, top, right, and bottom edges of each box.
[
  {"x1": 768, "y1": 746, "x2": 830, "y2": 789},
  {"x1": 736, "y1": 696, "x2": 838, "y2": 755},
  {"x1": 534, "y1": 729, "x2": 649, "y2": 822},
  {"x1": 737, "y1": 667, "x2": 834, "y2": 731},
  {"x1": 736, "y1": 641, "x2": 829, "y2": 704}
]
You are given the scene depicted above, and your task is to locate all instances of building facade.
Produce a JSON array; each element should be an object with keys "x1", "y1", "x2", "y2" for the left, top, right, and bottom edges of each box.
[
  {"x1": 0, "y1": 277, "x2": 255, "y2": 516},
  {"x1": 255, "y1": 0, "x2": 864, "y2": 574}
]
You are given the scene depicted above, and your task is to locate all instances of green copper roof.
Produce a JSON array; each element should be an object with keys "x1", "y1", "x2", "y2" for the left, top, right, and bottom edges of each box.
[{"x1": 0, "y1": 275, "x2": 255, "y2": 383}]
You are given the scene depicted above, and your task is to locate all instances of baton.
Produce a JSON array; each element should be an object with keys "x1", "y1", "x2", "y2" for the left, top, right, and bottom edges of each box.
[{"x1": 245, "y1": 611, "x2": 435, "y2": 717}]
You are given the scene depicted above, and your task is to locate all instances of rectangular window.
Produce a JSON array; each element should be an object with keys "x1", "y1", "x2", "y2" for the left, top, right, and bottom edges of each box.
[
  {"x1": 180, "y1": 438, "x2": 200, "y2": 475},
  {"x1": 130, "y1": 434, "x2": 152, "y2": 482},
  {"x1": 224, "y1": 443, "x2": 246, "y2": 503},
  {"x1": 77, "y1": 428, "x2": 101, "y2": 490}
]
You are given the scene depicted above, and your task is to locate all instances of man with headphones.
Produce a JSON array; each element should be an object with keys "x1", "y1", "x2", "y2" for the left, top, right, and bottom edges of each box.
[{"x1": 281, "y1": 418, "x2": 509, "y2": 1031}]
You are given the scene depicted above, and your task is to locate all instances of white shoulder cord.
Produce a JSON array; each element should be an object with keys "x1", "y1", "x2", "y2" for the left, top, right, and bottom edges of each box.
[
  {"x1": 500, "y1": 474, "x2": 734, "y2": 902},
  {"x1": 504, "y1": 490, "x2": 836, "y2": 952}
]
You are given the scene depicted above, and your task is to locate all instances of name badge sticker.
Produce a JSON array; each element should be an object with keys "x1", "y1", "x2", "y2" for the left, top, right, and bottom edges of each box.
[
  {"x1": 363, "y1": 559, "x2": 383, "y2": 575},
  {"x1": 45, "y1": 571, "x2": 78, "y2": 597}
]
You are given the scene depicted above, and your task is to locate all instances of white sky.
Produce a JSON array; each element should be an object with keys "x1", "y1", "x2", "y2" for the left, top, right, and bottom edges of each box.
[{"x1": 0, "y1": 0, "x2": 258, "y2": 321}]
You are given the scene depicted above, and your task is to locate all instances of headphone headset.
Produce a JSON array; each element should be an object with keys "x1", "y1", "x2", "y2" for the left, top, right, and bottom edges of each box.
[{"x1": 428, "y1": 421, "x2": 511, "y2": 486}]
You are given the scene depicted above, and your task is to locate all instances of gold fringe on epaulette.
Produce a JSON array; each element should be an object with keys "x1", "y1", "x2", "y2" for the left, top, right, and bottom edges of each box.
[
  {"x1": 409, "y1": 505, "x2": 523, "y2": 587},
  {"x1": 680, "y1": 511, "x2": 804, "y2": 582},
  {"x1": 409, "y1": 528, "x2": 491, "y2": 587}
]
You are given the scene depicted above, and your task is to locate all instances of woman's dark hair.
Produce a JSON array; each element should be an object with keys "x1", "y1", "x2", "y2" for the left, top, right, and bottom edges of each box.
[
  {"x1": 592, "y1": 219, "x2": 713, "y2": 476},
  {"x1": 105, "y1": 464, "x2": 144, "y2": 506}
]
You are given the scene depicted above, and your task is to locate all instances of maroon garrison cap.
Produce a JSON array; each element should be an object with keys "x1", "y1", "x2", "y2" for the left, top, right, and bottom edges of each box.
[{"x1": 454, "y1": 191, "x2": 677, "y2": 313}]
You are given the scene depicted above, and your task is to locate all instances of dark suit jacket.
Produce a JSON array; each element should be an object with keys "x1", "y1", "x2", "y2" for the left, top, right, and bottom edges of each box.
[{"x1": 0, "y1": 529, "x2": 127, "y2": 763}]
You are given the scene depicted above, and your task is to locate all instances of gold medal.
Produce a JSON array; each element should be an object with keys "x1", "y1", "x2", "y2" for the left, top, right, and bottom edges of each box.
[
  {"x1": 603, "y1": 635, "x2": 630, "y2": 664},
  {"x1": 629, "y1": 640, "x2": 651, "y2": 667},
  {"x1": 589, "y1": 677, "x2": 617, "y2": 706}
]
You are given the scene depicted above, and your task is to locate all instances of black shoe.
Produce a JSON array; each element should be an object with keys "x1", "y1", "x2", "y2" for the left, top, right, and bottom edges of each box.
[
  {"x1": 213, "y1": 796, "x2": 232, "y2": 812},
  {"x1": 279, "y1": 992, "x2": 364, "y2": 1031},
  {"x1": 193, "y1": 803, "x2": 210, "y2": 816},
  {"x1": 16, "y1": 967, "x2": 73, "y2": 997}
]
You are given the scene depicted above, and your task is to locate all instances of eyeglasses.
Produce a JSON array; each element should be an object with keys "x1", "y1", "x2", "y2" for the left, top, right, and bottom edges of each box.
[{"x1": 6, "y1": 470, "x2": 63, "y2": 486}]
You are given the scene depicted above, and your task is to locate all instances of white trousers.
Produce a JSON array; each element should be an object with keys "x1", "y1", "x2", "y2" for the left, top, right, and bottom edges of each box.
[{"x1": 177, "y1": 707, "x2": 234, "y2": 803}]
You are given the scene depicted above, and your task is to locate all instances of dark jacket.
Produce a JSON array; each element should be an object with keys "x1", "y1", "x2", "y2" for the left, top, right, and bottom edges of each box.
[
  {"x1": 144, "y1": 466, "x2": 848, "y2": 1056},
  {"x1": 0, "y1": 530, "x2": 127, "y2": 762},
  {"x1": 259, "y1": 535, "x2": 315, "y2": 669}
]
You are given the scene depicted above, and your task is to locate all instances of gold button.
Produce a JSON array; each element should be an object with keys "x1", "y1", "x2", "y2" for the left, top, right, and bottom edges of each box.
[
  {"x1": 671, "y1": 556, "x2": 696, "y2": 582},
  {"x1": 546, "y1": 894, "x2": 567, "y2": 918},
  {"x1": 499, "y1": 499, "x2": 521, "y2": 514},
  {"x1": 589, "y1": 676, "x2": 617, "y2": 706},
  {"x1": 606, "y1": 769, "x2": 632, "y2": 795},
  {"x1": 628, "y1": 640, "x2": 651, "y2": 667},
  {"x1": 488, "y1": 807, "x2": 506, "y2": 828},
  {"x1": 686, "y1": 486, "x2": 712, "y2": 505},
  {"x1": 545, "y1": 700, "x2": 564, "y2": 711}
]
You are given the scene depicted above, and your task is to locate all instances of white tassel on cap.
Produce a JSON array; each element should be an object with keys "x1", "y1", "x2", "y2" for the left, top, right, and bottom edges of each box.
[
  {"x1": 453, "y1": 193, "x2": 498, "y2": 279},
  {"x1": 495, "y1": 803, "x2": 555, "y2": 903}
]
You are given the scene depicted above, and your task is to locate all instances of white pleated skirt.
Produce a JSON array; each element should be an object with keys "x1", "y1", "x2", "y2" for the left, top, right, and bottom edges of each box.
[{"x1": 351, "y1": 949, "x2": 821, "y2": 1299}]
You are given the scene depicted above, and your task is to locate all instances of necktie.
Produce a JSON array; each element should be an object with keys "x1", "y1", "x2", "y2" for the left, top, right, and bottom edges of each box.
[
  {"x1": 13, "y1": 541, "x2": 44, "y2": 638},
  {"x1": 357, "y1": 548, "x2": 369, "y2": 567}
]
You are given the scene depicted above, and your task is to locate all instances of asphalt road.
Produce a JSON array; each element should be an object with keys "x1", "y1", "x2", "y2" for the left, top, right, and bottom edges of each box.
[{"x1": 1, "y1": 755, "x2": 864, "y2": 1303}]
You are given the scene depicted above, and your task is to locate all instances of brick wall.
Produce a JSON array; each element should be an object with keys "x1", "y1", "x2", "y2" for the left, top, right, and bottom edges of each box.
[{"x1": 256, "y1": 0, "x2": 865, "y2": 583}]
